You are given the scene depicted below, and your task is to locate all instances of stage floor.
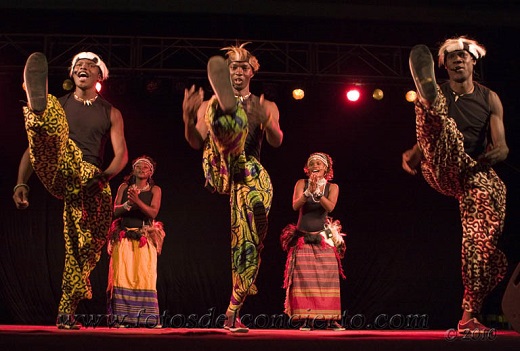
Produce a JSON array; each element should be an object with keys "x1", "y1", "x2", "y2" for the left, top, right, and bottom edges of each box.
[{"x1": 1, "y1": 325, "x2": 519, "y2": 351}]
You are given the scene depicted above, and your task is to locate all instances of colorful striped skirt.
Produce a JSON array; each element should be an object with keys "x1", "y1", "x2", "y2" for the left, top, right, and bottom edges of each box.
[{"x1": 284, "y1": 236, "x2": 342, "y2": 320}]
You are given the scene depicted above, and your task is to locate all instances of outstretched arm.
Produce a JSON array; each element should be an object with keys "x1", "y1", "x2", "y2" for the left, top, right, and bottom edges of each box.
[
  {"x1": 481, "y1": 90, "x2": 508, "y2": 165},
  {"x1": 13, "y1": 148, "x2": 33, "y2": 209}
]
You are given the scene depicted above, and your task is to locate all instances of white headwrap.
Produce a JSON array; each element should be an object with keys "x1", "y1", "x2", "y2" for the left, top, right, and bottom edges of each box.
[
  {"x1": 133, "y1": 158, "x2": 154, "y2": 176},
  {"x1": 69, "y1": 52, "x2": 109, "y2": 81},
  {"x1": 307, "y1": 153, "x2": 329, "y2": 168},
  {"x1": 437, "y1": 37, "x2": 486, "y2": 67}
]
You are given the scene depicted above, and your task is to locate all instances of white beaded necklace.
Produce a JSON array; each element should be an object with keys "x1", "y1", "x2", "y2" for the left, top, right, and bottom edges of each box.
[
  {"x1": 452, "y1": 86, "x2": 474, "y2": 102},
  {"x1": 236, "y1": 92, "x2": 251, "y2": 103},
  {"x1": 74, "y1": 93, "x2": 98, "y2": 106},
  {"x1": 132, "y1": 183, "x2": 150, "y2": 194},
  {"x1": 310, "y1": 178, "x2": 327, "y2": 203}
]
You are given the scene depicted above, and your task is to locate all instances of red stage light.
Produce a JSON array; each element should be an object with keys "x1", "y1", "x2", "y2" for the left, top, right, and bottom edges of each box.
[{"x1": 346, "y1": 88, "x2": 360, "y2": 102}]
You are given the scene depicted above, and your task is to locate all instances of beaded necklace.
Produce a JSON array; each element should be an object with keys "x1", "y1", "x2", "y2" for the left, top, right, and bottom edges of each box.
[
  {"x1": 236, "y1": 92, "x2": 251, "y2": 103},
  {"x1": 74, "y1": 93, "x2": 98, "y2": 106},
  {"x1": 310, "y1": 178, "x2": 327, "y2": 203}
]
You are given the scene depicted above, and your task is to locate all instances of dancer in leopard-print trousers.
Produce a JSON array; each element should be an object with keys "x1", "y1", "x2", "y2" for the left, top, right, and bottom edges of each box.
[
  {"x1": 403, "y1": 36, "x2": 509, "y2": 332},
  {"x1": 13, "y1": 52, "x2": 128, "y2": 329}
]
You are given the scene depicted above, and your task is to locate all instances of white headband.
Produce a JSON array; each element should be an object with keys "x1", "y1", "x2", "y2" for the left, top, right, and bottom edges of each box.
[
  {"x1": 69, "y1": 52, "x2": 109, "y2": 81},
  {"x1": 437, "y1": 37, "x2": 486, "y2": 67},
  {"x1": 133, "y1": 158, "x2": 154, "y2": 175},
  {"x1": 307, "y1": 153, "x2": 329, "y2": 167}
]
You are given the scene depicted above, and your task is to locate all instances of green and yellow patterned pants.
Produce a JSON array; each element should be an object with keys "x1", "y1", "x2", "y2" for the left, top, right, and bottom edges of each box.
[{"x1": 203, "y1": 97, "x2": 272, "y2": 313}]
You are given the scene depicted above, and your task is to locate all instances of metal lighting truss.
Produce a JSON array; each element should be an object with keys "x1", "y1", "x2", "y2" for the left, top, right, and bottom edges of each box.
[{"x1": 0, "y1": 33, "x2": 454, "y2": 87}]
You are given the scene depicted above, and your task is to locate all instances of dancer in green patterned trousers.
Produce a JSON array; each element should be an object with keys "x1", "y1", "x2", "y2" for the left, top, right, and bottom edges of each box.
[{"x1": 182, "y1": 43, "x2": 283, "y2": 333}]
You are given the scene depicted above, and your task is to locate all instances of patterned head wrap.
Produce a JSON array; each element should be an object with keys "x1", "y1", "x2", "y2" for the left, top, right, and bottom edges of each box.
[
  {"x1": 221, "y1": 42, "x2": 260, "y2": 73},
  {"x1": 69, "y1": 52, "x2": 109, "y2": 81},
  {"x1": 438, "y1": 36, "x2": 486, "y2": 67},
  {"x1": 307, "y1": 153, "x2": 329, "y2": 168},
  {"x1": 304, "y1": 152, "x2": 334, "y2": 180},
  {"x1": 133, "y1": 157, "x2": 155, "y2": 176}
]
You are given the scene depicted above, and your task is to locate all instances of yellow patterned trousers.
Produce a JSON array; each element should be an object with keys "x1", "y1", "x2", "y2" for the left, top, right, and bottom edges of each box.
[{"x1": 23, "y1": 95, "x2": 112, "y2": 315}]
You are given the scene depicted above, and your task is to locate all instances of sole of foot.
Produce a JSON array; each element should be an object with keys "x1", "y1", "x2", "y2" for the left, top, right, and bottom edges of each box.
[
  {"x1": 409, "y1": 44, "x2": 437, "y2": 104},
  {"x1": 24, "y1": 52, "x2": 48, "y2": 113},
  {"x1": 207, "y1": 56, "x2": 236, "y2": 114}
]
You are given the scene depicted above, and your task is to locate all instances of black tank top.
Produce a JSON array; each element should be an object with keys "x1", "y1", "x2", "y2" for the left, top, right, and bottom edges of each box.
[
  {"x1": 243, "y1": 94, "x2": 264, "y2": 161},
  {"x1": 59, "y1": 93, "x2": 112, "y2": 167},
  {"x1": 440, "y1": 82, "x2": 491, "y2": 158},
  {"x1": 120, "y1": 186, "x2": 154, "y2": 228},
  {"x1": 296, "y1": 181, "x2": 331, "y2": 232}
]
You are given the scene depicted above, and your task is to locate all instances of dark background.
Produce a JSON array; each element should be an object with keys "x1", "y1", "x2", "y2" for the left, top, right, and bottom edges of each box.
[{"x1": 0, "y1": 1, "x2": 518, "y2": 329}]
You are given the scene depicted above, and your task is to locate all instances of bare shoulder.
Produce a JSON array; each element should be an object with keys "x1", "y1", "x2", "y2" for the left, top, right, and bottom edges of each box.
[
  {"x1": 262, "y1": 98, "x2": 280, "y2": 119},
  {"x1": 295, "y1": 178, "x2": 306, "y2": 188},
  {"x1": 117, "y1": 182, "x2": 129, "y2": 193},
  {"x1": 263, "y1": 98, "x2": 278, "y2": 108},
  {"x1": 487, "y1": 89, "x2": 503, "y2": 115},
  {"x1": 488, "y1": 89, "x2": 501, "y2": 103},
  {"x1": 110, "y1": 105, "x2": 123, "y2": 121}
]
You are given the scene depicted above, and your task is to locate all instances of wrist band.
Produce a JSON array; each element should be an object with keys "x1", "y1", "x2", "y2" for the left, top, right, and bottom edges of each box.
[
  {"x1": 13, "y1": 183, "x2": 30, "y2": 193},
  {"x1": 123, "y1": 201, "x2": 132, "y2": 211}
]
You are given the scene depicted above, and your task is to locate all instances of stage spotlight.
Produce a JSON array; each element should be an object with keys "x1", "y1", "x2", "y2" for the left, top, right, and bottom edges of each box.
[
  {"x1": 405, "y1": 90, "x2": 417, "y2": 102},
  {"x1": 372, "y1": 88, "x2": 384, "y2": 100},
  {"x1": 346, "y1": 88, "x2": 360, "y2": 102},
  {"x1": 96, "y1": 82, "x2": 102, "y2": 93},
  {"x1": 292, "y1": 88, "x2": 305, "y2": 100},
  {"x1": 62, "y1": 79, "x2": 74, "y2": 91}
]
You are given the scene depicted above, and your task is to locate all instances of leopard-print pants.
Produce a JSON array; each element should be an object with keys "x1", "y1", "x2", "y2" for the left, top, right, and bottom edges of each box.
[
  {"x1": 415, "y1": 91, "x2": 507, "y2": 313},
  {"x1": 23, "y1": 95, "x2": 112, "y2": 315}
]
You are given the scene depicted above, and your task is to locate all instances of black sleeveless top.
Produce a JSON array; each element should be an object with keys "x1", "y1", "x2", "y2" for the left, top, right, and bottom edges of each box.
[
  {"x1": 120, "y1": 187, "x2": 154, "y2": 228},
  {"x1": 440, "y1": 82, "x2": 491, "y2": 158},
  {"x1": 59, "y1": 93, "x2": 112, "y2": 168},
  {"x1": 296, "y1": 181, "x2": 331, "y2": 232},
  {"x1": 243, "y1": 94, "x2": 264, "y2": 161}
]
